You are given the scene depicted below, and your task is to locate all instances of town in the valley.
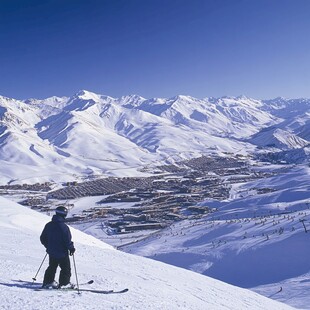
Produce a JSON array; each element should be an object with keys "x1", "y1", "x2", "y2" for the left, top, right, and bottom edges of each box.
[{"x1": 0, "y1": 155, "x2": 281, "y2": 242}]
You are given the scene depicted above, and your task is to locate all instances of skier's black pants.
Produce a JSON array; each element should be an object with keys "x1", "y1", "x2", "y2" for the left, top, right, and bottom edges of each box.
[{"x1": 43, "y1": 255, "x2": 71, "y2": 286}]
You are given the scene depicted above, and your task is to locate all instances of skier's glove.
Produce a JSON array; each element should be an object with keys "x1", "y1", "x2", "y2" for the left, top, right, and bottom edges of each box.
[{"x1": 69, "y1": 248, "x2": 76, "y2": 256}]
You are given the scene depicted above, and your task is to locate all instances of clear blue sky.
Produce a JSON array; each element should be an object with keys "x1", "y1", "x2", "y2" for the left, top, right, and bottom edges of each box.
[{"x1": 0, "y1": 0, "x2": 310, "y2": 100}]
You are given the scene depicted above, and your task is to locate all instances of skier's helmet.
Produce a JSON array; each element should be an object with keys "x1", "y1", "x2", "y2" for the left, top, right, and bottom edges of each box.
[{"x1": 55, "y1": 206, "x2": 68, "y2": 218}]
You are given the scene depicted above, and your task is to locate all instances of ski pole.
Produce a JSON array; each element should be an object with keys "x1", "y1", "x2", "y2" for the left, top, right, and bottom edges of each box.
[
  {"x1": 72, "y1": 253, "x2": 81, "y2": 294},
  {"x1": 32, "y1": 253, "x2": 48, "y2": 283}
]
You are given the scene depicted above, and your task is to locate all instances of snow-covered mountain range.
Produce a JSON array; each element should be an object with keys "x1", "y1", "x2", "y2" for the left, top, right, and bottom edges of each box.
[{"x1": 0, "y1": 91, "x2": 309, "y2": 184}]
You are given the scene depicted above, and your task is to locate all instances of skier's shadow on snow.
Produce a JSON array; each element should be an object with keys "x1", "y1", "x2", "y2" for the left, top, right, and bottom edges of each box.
[{"x1": 0, "y1": 280, "x2": 41, "y2": 289}]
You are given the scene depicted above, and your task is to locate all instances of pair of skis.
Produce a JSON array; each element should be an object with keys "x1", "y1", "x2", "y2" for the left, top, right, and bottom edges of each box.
[{"x1": 35, "y1": 280, "x2": 129, "y2": 295}]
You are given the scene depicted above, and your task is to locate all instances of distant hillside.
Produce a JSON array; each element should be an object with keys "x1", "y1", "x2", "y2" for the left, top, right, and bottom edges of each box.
[{"x1": 0, "y1": 91, "x2": 309, "y2": 184}]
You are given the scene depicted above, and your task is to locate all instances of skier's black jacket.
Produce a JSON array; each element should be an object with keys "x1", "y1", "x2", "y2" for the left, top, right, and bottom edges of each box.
[{"x1": 40, "y1": 214, "x2": 75, "y2": 259}]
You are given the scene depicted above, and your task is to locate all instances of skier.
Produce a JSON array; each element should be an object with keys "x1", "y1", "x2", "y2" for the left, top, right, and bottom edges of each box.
[{"x1": 40, "y1": 206, "x2": 76, "y2": 289}]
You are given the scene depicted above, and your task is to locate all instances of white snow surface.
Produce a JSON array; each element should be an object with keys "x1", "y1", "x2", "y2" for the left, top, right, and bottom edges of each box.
[
  {"x1": 0, "y1": 196, "x2": 295, "y2": 310},
  {"x1": 122, "y1": 165, "x2": 310, "y2": 309}
]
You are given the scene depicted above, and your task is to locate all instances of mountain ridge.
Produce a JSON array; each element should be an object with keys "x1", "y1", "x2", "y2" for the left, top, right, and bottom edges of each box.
[{"x1": 0, "y1": 91, "x2": 309, "y2": 184}]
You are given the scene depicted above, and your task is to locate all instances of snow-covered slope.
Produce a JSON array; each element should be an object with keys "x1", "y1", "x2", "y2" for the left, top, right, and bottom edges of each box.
[
  {"x1": 0, "y1": 95, "x2": 70, "y2": 178},
  {"x1": 262, "y1": 98, "x2": 310, "y2": 119},
  {"x1": 250, "y1": 98, "x2": 310, "y2": 150},
  {"x1": 250, "y1": 127, "x2": 309, "y2": 149},
  {"x1": 122, "y1": 165, "x2": 310, "y2": 309},
  {"x1": 125, "y1": 95, "x2": 277, "y2": 138},
  {"x1": 0, "y1": 91, "x2": 309, "y2": 183},
  {"x1": 0, "y1": 197, "x2": 294, "y2": 310}
]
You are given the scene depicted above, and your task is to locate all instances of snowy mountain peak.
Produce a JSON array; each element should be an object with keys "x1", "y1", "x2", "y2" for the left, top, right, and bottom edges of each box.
[
  {"x1": 236, "y1": 94, "x2": 251, "y2": 100},
  {"x1": 170, "y1": 94, "x2": 196, "y2": 101},
  {"x1": 0, "y1": 91, "x2": 309, "y2": 183},
  {"x1": 73, "y1": 89, "x2": 104, "y2": 101},
  {"x1": 118, "y1": 94, "x2": 146, "y2": 107},
  {"x1": 24, "y1": 96, "x2": 68, "y2": 106},
  {"x1": 71, "y1": 90, "x2": 110, "y2": 102},
  {"x1": 0, "y1": 94, "x2": 15, "y2": 102}
]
